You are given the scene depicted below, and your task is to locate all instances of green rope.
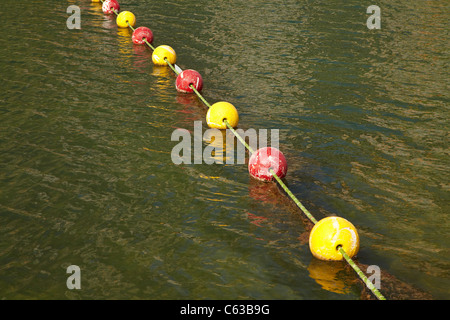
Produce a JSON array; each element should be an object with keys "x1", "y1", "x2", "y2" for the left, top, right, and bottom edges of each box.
[
  {"x1": 144, "y1": 38, "x2": 156, "y2": 51},
  {"x1": 190, "y1": 85, "x2": 212, "y2": 108},
  {"x1": 164, "y1": 58, "x2": 180, "y2": 75},
  {"x1": 223, "y1": 120, "x2": 255, "y2": 154},
  {"x1": 269, "y1": 168, "x2": 319, "y2": 225},
  {"x1": 126, "y1": 20, "x2": 135, "y2": 32},
  {"x1": 339, "y1": 246, "x2": 387, "y2": 300}
]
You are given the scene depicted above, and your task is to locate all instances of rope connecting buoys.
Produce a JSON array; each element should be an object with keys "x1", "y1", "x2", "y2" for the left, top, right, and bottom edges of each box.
[{"x1": 93, "y1": 0, "x2": 387, "y2": 300}]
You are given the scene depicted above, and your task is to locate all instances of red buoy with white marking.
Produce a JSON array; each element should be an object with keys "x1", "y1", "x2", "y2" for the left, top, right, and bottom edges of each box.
[
  {"x1": 248, "y1": 147, "x2": 287, "y2": 181},
  {"x1": 102, "y1": 0, "x2": 120, "y2": 14},
  {"x1": 132, "y1": 27, "x2": 154, "y2": 45},
  {"x1": 175, "y1": 69, "x2": 203, "y2": 93}
]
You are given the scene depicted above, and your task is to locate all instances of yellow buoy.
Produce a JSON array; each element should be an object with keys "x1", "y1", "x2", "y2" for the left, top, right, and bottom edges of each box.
[
  {"x1": 152, "y1": 45, "x2": 177, "y2": 66},
  {"x1": 116, "y1": 11, "x2": 136, "y2": 28},
  {"x1": 309, "y1": 216, "x2": 359, "y2": 261},
  {"x1": 206, "y1": 102, "x2": 239, "y2": 129}
]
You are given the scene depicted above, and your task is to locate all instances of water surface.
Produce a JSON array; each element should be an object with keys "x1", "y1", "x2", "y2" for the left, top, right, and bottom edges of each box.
[{"x1": 0, "y1": 0, "x2": 448, "y2": 299}]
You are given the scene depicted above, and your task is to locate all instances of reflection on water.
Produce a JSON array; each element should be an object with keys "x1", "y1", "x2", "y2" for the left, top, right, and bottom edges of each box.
[
  {"x1": 308, "y1": 259, "x2": 350, "y2": 295},
  {"x1": 0, "y1": 0, "x2": 448, "y2": 299}
]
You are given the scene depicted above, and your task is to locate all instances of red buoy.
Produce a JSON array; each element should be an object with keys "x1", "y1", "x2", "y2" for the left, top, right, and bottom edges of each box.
[
  {"x1": 132, "y1": 27, "x2": 154, "y2": 45},
  {"x1": 248, "y1": 147, "x2": 287, "y2": 181},
  {"x1": 102, "y1": 0, "x2": 120, "y2": 14},
  {"x1": 175, "y1": 69, "x2": 203, "y2": 93}
]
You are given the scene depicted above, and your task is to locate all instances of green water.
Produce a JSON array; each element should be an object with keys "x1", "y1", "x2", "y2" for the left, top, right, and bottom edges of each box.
[{"x1": 0, "y1": 0, "x2": 448, "y2": 300}]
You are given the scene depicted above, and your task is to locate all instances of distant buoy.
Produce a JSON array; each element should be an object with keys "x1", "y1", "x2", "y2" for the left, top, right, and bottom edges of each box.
[
  {"x1": 132, "y1": 27, "x2": 153, "y2": 45},
  {"x1": 206, "y1": 102, "x2": 239, "y2": 129},
  {"x1": 102, "y1": 0, "x2": 120, "y2": 14},
  {"x1": 116, "y1": 11, "x2": 136, "y2": 28},
  {"x1": 176, "y1": 69, "x2": 203, "y2": 93},
  {"x1": 309, "y1": 216, "x2": 360, "y2": 261},
  {"x1": 248, "y1": 147, "x2": 287, "y2": 181},
  {"x1": 152, "y1": 45, "x2": 177, "y2": 66}
]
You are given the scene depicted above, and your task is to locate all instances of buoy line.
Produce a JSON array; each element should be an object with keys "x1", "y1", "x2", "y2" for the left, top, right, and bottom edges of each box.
[{"x1": 93, "y1": 0, "x2": 386, "y2": 300}]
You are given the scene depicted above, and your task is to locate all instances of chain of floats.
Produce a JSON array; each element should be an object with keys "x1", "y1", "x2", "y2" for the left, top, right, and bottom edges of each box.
[{"x1": 95, "y1": 0, "x2": 386, "y2": 300}]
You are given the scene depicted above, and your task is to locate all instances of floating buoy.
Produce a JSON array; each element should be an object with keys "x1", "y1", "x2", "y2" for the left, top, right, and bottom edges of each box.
[
  {"x1": 248, "y1": 147, "x2": 287, "y2": 181},
  {"x1": 309, "y1": 216, "x2": 360, "y2": 261},
  {"x1": 132, "y1": 26, "x2": 153, "y2": 45},
  {"x1": 116, "y1": 11, "x2": 136, "y2": 28},
  {"x1": 206, "y1": 102, "x2": 239, "y2": 129},
  {"x1": 176, "y1": 69, "x2": 203, "y2": 93},
  {"x1": 102, "y1": 0, "x2": 120, "y2": 14},
  {"x1": 152, "y1": 45, "x2": 177, "y2": 66}
]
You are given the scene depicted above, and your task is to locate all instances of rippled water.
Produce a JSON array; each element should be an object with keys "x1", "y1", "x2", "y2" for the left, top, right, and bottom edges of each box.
[{"x1": 0, "y1": 0, "x2": 448, "y2": 299}]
